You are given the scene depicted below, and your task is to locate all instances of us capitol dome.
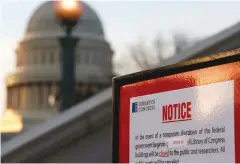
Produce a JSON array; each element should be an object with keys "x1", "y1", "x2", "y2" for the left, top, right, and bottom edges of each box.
[{"x1": 5, "y1": 1, "x2": 113, "y2": 128}]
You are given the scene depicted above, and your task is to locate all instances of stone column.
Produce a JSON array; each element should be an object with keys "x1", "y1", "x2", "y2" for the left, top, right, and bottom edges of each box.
[
  {"x1": 19, "y1": 86, "x2": 22, "y2": 110},
  {"x1": 43, "y1": 84, "x2": 48, "y2": 109},
  {"x1": 50, "y1": 83, "x2": 58, "y2": 110},
  {"x1": 55, "y1": 49, "x2": 59, "y2": 65},
  {"x1": 28, "y1": 85, "x2": 33, "y2": 109},
  {"x1": 32, "y1": 84, "x2": 37, "y2": 110},
  {"x1": 16, "y1": 87, "x2": 20, "y2": 109},
  {"x1": 36, "y1": 84, "x2": 40, "y2": 110},
  {"x1": 21, "y1": 85, "x2": 27, "y2": 110},
  {"x1": 25, "y1": 85, "x2": 29, "y2": 110},
  {"x1": 25, "y1": 53, "x2": 29, "y2": 65},
  {"x1": 48, "y1": 83, "x2": 53, "y2": 108},
  {"x1": 38, "y1": 84, "x2": 43, "y2": 109},
  {"x1": 7, "y1": 87, "x2": 11, "y2": 109}
]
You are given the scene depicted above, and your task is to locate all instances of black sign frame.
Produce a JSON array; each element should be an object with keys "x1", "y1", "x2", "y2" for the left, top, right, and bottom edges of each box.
[{"x1": 112, "y1": 49, "x2": 240, "y2": 163}]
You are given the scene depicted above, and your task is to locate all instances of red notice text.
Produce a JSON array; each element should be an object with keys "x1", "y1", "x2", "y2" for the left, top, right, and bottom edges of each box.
[{"x1": 162, "y1": 102, "x2": 192, "y2": 123}]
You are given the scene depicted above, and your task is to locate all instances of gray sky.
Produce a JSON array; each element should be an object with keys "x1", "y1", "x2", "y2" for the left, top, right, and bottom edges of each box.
[{"x1": 0, "y1": 0, "x2": 240, "y2": 114}]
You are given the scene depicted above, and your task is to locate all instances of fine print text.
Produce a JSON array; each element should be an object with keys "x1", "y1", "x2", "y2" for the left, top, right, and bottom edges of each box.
[{"x1": 134, "y1": 126, "x2": 226, "y2": 163}]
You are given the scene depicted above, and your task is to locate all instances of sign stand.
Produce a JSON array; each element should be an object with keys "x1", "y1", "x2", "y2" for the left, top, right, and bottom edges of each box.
[{"x1": 112, "y1": 49, "x2": 240, "y2": 163}]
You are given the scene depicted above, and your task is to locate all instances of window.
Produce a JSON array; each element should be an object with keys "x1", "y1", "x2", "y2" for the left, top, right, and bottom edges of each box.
[
  {"x1": 97, "y1": 55, "x2": 101, "y2": 65},
  {"x1": 76, "y1": 53, "x2": 80, "y2": 63},
  {"x1": 54, "y1": 50, "x2": 59, "y2": 64},
  {"x1": 79, "y1": 52, "x2": 84, "y2": 64},
  {"x1": 42, "y1": 52, "x2": 46, "y2": 64},
  {"x1": 50, "y1": 52, "x2": 54, "y2": 64},
  {"x1": 12, "y1": 87, "x2": 18, "y2": 108},
  {"x1": 21, "y1": 54, "x2": 25, "y2": 66},
  {"x1": 33, "y1": 55, "x2": 37, "y2": 65},
  {"x1": 88, "y1": 52, "x2": 92, "y2": 64},
  {"x1": 25, "y1": 52, "x2": 29, "y2": 65},
  {"x1": 85, "y1": 52, "x2": 89, "y2": 64},
  {"x1": 81, "y1": 52, "x2": 85, "y2": 64},
  {"x1": 93, "y1": 52, "x2": 97, "y2": 65}
]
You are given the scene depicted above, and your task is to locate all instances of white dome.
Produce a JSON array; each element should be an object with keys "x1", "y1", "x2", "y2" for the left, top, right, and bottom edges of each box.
[{"x1": 25, "y1": 1, "x2": 105, "y2": 40}]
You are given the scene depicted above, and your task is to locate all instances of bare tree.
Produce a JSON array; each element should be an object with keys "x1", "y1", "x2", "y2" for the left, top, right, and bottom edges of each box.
[
  {"x1": 113, "y1": 58, "x2": 128, "y2": 76},
  {"x1": 127, "y1": 32, "x2": 193, "y2": 71},
  {"x1": 153, "y1": 33, "x2": 165, "y2": 63},
  {"x1": 114, "y1": 32, "x2": 196, "y2": 76},
  {"x1": 172, "y1": 31, "x2": 191, "y2": 54},
  {"x1": 128, "y1": 39, "x2": 153, "y2": 70}
]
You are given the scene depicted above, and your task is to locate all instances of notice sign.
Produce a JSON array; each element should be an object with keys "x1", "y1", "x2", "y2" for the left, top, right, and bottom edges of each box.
[
  {"x1": 130, "y1": 80, "x2": 235, "y2": 163},
  {"x1": 113, "y1": 52, "x2": 240, "y2": 163}
]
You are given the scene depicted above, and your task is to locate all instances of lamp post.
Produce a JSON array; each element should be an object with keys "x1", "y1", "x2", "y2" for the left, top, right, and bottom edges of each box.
[{"x1": 54, "y1": 0, "x2": 83, "y2": 112}]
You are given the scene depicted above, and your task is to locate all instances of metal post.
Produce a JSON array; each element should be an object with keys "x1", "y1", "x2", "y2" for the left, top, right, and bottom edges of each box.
[{"x1": 59, "y1": 36, "x2": 79, "y2": 112}]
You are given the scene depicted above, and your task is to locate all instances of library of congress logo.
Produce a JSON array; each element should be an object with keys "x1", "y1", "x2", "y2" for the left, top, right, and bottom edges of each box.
[{"x1": 131, "y1": 99, "x2": 155, "y2": 113}]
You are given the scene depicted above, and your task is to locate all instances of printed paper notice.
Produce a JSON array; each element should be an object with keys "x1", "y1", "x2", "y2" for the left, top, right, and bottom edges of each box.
[{"x1": 130, "y1": 80, "x2": 235, "y2": 163}]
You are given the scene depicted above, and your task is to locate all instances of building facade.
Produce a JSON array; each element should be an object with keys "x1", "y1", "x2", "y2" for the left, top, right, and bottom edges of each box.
[{"x1": 5, "y1": 1, "x2": 113, "y2": 125}]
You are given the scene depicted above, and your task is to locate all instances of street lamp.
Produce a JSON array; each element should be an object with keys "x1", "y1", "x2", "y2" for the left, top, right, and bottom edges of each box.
[{"x1": 54, "y1": 0, "x2": 83, "y2": 112}]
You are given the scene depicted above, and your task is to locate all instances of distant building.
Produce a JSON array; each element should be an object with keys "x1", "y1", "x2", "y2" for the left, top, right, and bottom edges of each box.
[{"x1": 5, "y1": 1, "x2": 113, "y2": 130}]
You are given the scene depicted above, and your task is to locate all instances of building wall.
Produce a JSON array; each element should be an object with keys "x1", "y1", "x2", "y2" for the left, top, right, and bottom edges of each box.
[{"x1": 6, "y1": 37, "x2": 113, "y2": 121}]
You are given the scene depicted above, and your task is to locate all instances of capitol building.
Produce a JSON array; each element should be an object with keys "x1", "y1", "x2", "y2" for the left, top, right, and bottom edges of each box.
[{"x1": 5, "y1": 1, "x2": 113, "y2": 129}]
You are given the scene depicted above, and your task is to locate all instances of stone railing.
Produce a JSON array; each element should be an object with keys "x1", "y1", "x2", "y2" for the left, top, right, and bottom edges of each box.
[{"x1": 1, "y1": 87, "x2": 112, "y2": 163}]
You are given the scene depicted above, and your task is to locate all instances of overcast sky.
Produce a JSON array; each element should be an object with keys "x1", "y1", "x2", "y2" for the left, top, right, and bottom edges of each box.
[{"x1": 0, "y1": 0, "x2": 240, "y2": 115}]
